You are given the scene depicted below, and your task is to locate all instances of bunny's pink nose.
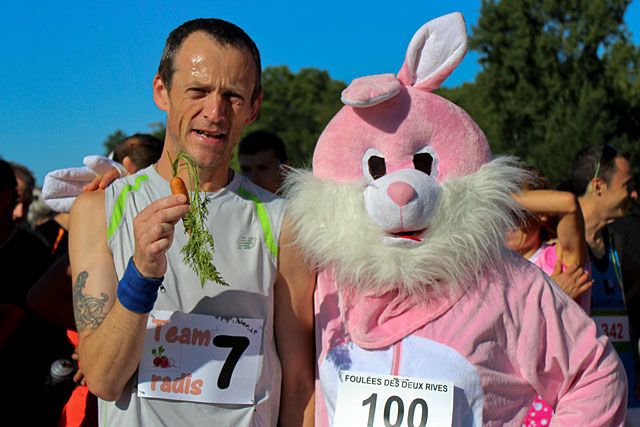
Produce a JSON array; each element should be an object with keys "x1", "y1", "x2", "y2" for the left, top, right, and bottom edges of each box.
[{"x1": 387, "y1": 182, "x2": 416, "y2": 207}]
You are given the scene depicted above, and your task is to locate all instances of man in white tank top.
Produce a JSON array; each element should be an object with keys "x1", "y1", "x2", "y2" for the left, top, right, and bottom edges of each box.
[{"x1": 69, "y1": 19, "x2": 315, "y2": 427}]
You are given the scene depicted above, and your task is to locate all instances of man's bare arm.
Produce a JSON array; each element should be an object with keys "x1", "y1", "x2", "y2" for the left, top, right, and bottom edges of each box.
[
  {"x1": 70, "y1": 190, "x2": 189, "y2": 401},
  {"x1": 512, "y1": 190, "x2": 587, "y2": 266},
  {"x1": 275, "y1": 215, "x2": 316, "y2": 427}
]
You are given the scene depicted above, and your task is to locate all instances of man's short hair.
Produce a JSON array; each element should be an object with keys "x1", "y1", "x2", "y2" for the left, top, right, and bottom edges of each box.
[
  {"x1": 0, "y1": 159, "x2": 18, "y2": 209},
  {"x1": 158, "y1": 18, "x2": 262, "y2": 102},
  {"x1": 113, "y1": 133, "x2": 163, "y2": 169},
  {"x1": 571, "y1": 144, "x2": 628, "y2": 196},
  {"x1": 238, "y1": 130, "x2": 288, "y2": 164},
  {"x1": 9, "y1": 161, "x2": 35, "y2": 203}
]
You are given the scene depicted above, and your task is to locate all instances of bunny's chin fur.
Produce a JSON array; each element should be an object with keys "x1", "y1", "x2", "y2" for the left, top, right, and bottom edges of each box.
[{"x1": 283, "y1": 156, "x2": 528, "y2": 299}]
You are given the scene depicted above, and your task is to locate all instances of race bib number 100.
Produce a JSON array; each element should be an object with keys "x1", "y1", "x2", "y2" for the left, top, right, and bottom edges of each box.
[
  {"x1": 138, "y1": 310, "x2": 263, "y2": 405},
  {"x1": 333, "y1": 371, "x2": 454, "y2": 427}
]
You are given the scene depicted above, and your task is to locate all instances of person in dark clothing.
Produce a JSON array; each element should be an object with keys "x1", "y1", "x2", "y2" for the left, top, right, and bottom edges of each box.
[
  {"x1": 0, "y1": 158, "x2": 73, "y2": 424},
  {"x1": 571, "y1": 144, "x2": 640, "y2": 424}
]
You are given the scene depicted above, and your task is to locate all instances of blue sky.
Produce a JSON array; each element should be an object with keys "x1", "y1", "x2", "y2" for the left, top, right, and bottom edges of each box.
[{"x1": 1, "y1": 0, "x2": 639, "y2": 186}]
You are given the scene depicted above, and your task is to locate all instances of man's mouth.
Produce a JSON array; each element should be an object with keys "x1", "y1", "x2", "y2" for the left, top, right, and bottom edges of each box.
[{"x1": 194, "y1": 130, "x2": 225, "y2": 140}]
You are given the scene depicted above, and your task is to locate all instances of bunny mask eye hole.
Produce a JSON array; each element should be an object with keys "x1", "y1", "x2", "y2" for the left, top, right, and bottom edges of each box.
[
  {"x1": 414, "y1": 152, "x2": 433, "y2": 175},
  {"x1": 368, "y1": 156, "x2": 386, "y2": 180},
  {"x1": 413, "y1": 146, "x2": 439, "y2": 179},
  {"x1": 363, "y1": 148, "x2": 387, "y2": 181}
]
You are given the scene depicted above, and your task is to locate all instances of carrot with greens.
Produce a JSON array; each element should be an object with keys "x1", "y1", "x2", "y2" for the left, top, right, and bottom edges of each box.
[
  {"x1": 168, "y1": 151, "x2": 228, "y2": 287},
  {"x1": 170, "y1": 176, "x2": 190, "y2": 204}
]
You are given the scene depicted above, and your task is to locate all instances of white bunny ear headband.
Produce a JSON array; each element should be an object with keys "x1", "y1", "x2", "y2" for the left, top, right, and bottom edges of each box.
[
  {"x1": 42, "y1": 155, "x2": 127, "y2": 213},
  {"x1": 341, "y1": 12, "x2": 468, "y2": 108}
]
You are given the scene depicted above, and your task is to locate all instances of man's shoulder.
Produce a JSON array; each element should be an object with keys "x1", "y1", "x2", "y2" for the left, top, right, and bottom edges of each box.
[
  {"x1": 236, "y1": 175, "x2": 285, "y2": 208},
  {"x1": 72, "y1": 189, "x2": 106, "y2": 214}
]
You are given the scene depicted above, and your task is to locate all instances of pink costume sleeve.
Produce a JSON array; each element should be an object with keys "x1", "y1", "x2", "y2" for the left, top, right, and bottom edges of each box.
[{"x1": 518, "y1": 271, "x2": 627, "y2": 425}]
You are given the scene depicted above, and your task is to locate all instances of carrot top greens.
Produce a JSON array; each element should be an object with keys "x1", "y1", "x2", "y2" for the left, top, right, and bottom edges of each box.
[{"x1": 168, "y1": 151, "x2": 228, "y2": 287}]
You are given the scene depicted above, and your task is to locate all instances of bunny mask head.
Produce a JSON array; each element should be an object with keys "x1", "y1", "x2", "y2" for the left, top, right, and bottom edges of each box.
[{"x1": 285, "y1": 13, "x2": 525, "y2": 298}]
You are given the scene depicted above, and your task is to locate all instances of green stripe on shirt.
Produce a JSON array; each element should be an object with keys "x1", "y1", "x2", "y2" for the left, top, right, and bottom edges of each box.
[
  {"x1": 237, "y1": 188, "x2": 278, "y2": 258},
  {"x1": 107, "y1": 175, "x2": 149, "y2": 240}
]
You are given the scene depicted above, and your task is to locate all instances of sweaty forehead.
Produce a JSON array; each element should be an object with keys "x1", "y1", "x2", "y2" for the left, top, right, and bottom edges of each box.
[{"x1": 174, "y1": 32, "x2": 256, "y2": 82}]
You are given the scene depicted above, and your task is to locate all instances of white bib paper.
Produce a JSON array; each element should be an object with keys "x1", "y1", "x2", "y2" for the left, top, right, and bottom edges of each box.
[
  {"x1": 137, "y1": 310, "x2": 263, "y2": 404},
  {"x1": 334, "y1": 370, "x2": 454, "y2": 427}
]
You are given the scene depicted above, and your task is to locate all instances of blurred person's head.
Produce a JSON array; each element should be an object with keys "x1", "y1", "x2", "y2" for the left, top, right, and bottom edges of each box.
[
  {"x1": 0, "y1": 159, "x2": 18, "y2": 223},
  {"x1": 113, "y1": 133, "x2": 163, "y2": 174},
  {"x1": 238, "y1": 130, "x2": 289, "y2": 194},
  {"x1": 571, "y1": 144, "x2": 637, "y2": 221},
  {"x1": 9, "y1": 162, "x2": 35, "y2": 225},
  {"x1": 28, "y1": 187, "x2": 56, "y2": 228}
]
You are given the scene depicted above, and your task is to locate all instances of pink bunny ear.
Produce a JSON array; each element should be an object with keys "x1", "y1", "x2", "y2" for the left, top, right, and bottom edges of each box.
[
  {"x1": 397, "y1": 12, "x2": 468, "y2": 91},
  {"x1": 341, "y1": 73, "x2": 402, "y2": 108}
]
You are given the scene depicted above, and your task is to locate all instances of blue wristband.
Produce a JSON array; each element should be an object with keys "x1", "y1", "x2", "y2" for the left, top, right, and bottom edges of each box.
[{"x1": 117, "y1": 257, "x2": 164, "y2": 313}]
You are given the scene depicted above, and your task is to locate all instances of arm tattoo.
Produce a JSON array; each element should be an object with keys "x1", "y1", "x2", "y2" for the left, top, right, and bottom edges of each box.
[{"x1": 73, "y1": 271, "x2": 109, "y2": 332}]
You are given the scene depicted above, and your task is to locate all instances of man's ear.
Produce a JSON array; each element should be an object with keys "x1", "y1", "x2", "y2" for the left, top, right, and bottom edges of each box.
[
  {"x1": 590, "y1": 177, "x2": 604, "y2": 195},
  {"x1": 153, "y1": 74, "x2": 169, "y2": 112},
  {"x1": 245, "y1": 92, "x2": 263, "y2": 125}
]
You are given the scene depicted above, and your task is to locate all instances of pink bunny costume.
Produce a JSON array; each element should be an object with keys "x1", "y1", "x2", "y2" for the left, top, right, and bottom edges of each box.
[{"x1": 285, "y1": 13, "x2": 626, "y2": 426}]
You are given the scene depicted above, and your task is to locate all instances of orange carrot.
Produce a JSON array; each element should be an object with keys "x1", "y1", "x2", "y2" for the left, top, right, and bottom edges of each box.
[
  {"x1": 170, "y1": 176, "x2": 191, "y2": 234},
  {"x1": 170, "y1": 176, "x2": 190, "y2": 205}
]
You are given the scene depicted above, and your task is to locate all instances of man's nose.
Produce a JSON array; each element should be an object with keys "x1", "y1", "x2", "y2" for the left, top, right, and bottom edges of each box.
[
  {"x1": 631, "y1": 188, "x2": 638, "y2": 200},
  {"x1": 203, "y1": 94, "x2": 226, "y2": 122}
]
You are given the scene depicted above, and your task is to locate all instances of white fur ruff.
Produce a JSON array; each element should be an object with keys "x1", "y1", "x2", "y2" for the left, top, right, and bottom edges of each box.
[{"x1": 283, "y1": 157, "x2": 527, "y2": 298}]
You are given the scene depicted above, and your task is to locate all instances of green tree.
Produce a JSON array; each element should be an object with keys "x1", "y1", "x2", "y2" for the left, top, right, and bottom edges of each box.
[
  {"x1": 234, "y1": 65, "x2": 346, "y2": 169},
  {"x1": 149, "y1": 122, "x2": 166, "y2": 142},
  {"x1": 439, "y1": 0, "x2": 640, "y2": 186}
]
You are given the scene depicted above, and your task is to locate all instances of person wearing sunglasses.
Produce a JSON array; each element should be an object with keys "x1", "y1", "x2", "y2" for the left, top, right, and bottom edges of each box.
[{"x1": 571, "y1": 144, "x2": 639, "y2": 424}]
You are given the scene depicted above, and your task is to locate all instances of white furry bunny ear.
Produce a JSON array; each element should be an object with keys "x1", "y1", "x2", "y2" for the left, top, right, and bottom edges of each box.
[{"x1": 397, "y1": 12, "x2": 468, "y2": 91}]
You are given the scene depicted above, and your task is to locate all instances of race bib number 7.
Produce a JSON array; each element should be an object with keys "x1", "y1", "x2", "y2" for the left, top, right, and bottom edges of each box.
[
  {"x1": 334, "y1": 371, "x2": 454, "y2": 427},
  {"x1": 138, "y1": 310, "x2": 263, "y2": 404}
]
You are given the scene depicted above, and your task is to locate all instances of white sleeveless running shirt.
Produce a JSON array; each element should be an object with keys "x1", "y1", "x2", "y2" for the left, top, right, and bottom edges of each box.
[{"x1": 101, "y1": 165, "x2": 286, "y2": 426}]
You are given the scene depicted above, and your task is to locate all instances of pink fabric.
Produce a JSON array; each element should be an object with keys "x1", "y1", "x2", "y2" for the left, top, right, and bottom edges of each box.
[
  {"x1": 341, "y1": 74, "x2": 401, "y2": 107},
  {"x1": 313, "y1": 88, "x2": 491, "y2": 183},
  {"x1": 522, "y1": 244, "x2": 594, "y2": 425},
  {"x1": 315, "y1": 254, "x2": 627, "y2": 426}
]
